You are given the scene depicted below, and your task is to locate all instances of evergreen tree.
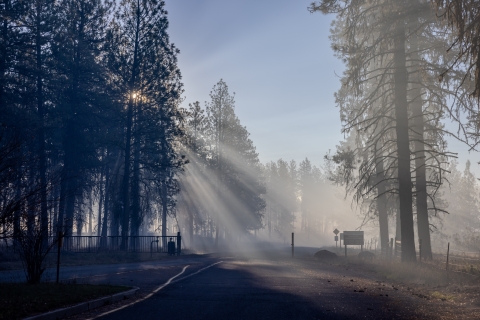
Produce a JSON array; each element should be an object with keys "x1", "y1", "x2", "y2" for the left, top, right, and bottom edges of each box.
[
  {"x1": 264, "y1": 160, "x2": 295, "y2": 242},
  {"x1": 435, "y1": 0, "x2": 480, "y2": 99},
  {"x1": 311, "y1": 0, "x2": 470, "y2": 261},
  {"x1": 53, "y1": 0, "x2": 114, "y2": 239},
  {"x1": 178, "y1": 80, "x2": 266, "y2": 245},
  {"x1": 108, "y1": 0, "x2": 184, "y2": 246}
]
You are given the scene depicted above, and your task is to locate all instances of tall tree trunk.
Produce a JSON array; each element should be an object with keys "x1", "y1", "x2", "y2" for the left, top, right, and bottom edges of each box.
[
  {"x1": 57, "y1": 169, "x2": 67, "y2": 234},
  {"x1": 393, "y1": 17, "x2": 416, "y2": 262},
  {"x1": 13, "y1": 170, "x2": 21, "y2": 242},
  {"x1": 35, "y1": 0, "x2": 48, "y2": 249},
  {"x1": 27, "y1": 146, "x2": 36, "y2": 239},
  {"x1": 76, "y1": 191, "x2": 84, "y2": 236},
  {"x1": 88, "y1": 190, "x2": 93, "y2": 235},
  {"x1": 97, "y1": 168, "x2": 104, "y2": 237},
  {"x1": 121, "y1": 0, "x2": 141, "y2": 250},
  {"x1": 410, "y1": 32, "x2": 433, "y2": 260},
  {"x1": 375, "y1": 145, "x2": 389, "y2": 254},
  {"x1": 52, "y1": 183, "x2": 59, "y2": 234},
  {"x1": 64, "y1": 175, "x2": 77, "y2": 238},
  {"x1": 111, "y1": 153, "x2": 124, "y2": 240},
  {"x1": 0, "y1": 0, "x2": 10, "y2": 113},
  {"x1": 130, "y1": 102, "x2": 141, "y2": 247},
  {"x1": 121, "y1": 102, "x2": 132, "y2": 249},
  {"x1": 161, "y1": 176, "x2": 168, "y2": 248},
  {"x1": 100, "y1": 164, "x2": 109, "y2": 248},
  {"x1": 215, "y1": 96, "x2": 223, "y2": 248},
  {"x1": 111, "y1": 200, "x2": 120, "y2": 237},
  {"x1": 63, "y1": 126, "x2": 78, "y2": 240},
  {"x1": 63, "y1": 2, "x2": 84, "y2": 240}
]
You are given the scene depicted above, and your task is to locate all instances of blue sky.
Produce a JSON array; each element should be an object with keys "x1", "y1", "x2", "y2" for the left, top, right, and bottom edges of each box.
[
  {"x1": 164, "y1": 0, "x2": 479, "y2": 175},
  {"x1": 165, "y1": 0, "x2": 344, "y2": 168}
]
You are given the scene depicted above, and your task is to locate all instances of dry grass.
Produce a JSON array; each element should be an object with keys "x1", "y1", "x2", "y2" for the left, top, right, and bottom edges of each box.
[
  {"x1": 430, "y1": 291, "x2": 455, "y2": 301},
  {"x1": 0, "y1": 250, "x2": 193, "y2": 271},
  {"x1": 315, "y1": 251, "x2": 479, "y2": 287},
  {"x1": 0, "y1": 283, "x2": 128, "y2": 320},
  {"x1": 312, "y1": 250, "x2": 480, "y2": 313},
  {"x1": 363, "y1": 259, "x2": 450, "y2": 285}
]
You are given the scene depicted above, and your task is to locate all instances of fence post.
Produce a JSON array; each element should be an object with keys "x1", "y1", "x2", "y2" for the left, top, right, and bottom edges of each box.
[
  {"x1": 394, "y1": 238, "x2": 397, "y2": 258},
  {"x1": 177, "y1": 232, "x2": 182, "y2": 256},
  {"x1": 446, "y1": 242, "x2": 450, "y2": 271},
  {"x1": 291, "y1": 233, "x2": 294, "y2": 258},
  {"x1": 151, "y1": 239, "x2": 159, "y2": 258}
]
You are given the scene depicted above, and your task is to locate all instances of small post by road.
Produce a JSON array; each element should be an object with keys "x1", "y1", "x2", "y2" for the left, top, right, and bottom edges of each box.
[
  {"x1": 333, "y1": 229, "x2": 339, "y2": 249},
  {"x1": 177, "y1": 232, "x2": 182, "y2": 256},
  {"x1": 291, "y1": 232, "x2": 294, "y2": 258},
  {"x1": 344, "y1": 244, "x2": 347, "y2": 257},
  {"x1": 446, "y1": 242, "x2": 450, "y2": 271},
  {"x1": 56, "y1": 231, "x2": 63, "y2": 284},
  {"x1": 151, "y1": 238, "x2": 159, "y2": 258},
  {"x1": 394, "y1": 238, "x2": 397, "y2": 257}
]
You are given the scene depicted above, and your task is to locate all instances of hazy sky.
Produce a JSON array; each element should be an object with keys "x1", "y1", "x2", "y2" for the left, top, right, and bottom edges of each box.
[{"x1": 165, "y1": 0, "x2": 479, "y2": 174}]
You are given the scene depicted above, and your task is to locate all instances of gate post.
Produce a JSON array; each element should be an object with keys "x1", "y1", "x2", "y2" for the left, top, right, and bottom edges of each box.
[
  {"x1": 291, "y1": 233, "x2": 294, "y2": 258},
  {"x1": 177, "y1": 232, "x2": 182, "y2": 256}
]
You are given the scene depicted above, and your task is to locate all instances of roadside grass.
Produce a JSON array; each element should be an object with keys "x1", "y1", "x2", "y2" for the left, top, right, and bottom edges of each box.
[
  {"x1": 355, "y1": 258, "x2": 451, "y2": 285},
  {"x1": 430, "y1": 291, "x2": 455, "y2": 301},
  {"x1": 312, "y1": 248, "x2": 479, "y2": 287},
  {"x1": 310, "y1": 250, "x2": 480, "y2": 306},
  {"x1": 0, "y1": 283, "x2": 129, "y2": 320},
  {"x1": 0, "y1": 251, "x2": 193, "y2": 271},
  {"x1": 45, "y1": 251, "x2": 178, "y2": 267}
]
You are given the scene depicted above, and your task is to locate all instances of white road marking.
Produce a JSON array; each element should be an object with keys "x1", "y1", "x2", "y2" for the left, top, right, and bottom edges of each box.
[
  {"x1": 171, "y1": 261, "x2": 223, "y2": 284},
  {"x1": 87, "y1": 261, "x2": 223, "y2": 319}
]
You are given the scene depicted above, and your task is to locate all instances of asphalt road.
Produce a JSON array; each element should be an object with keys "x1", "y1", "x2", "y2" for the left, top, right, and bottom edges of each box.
[
  {"x1": 6, "y1": 247, "x2": 472, "y2": 319},
  {"x1": 76, "y1": 255, "x2": 440, "y2": 320},
  {"x1": 0, "y1": 256, "x2": 213, "y2": 283}
]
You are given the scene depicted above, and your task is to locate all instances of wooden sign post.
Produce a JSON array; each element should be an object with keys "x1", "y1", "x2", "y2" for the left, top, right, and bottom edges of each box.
[{"x1": 333, "y1": 229, "x2": 339, "y2": 248}]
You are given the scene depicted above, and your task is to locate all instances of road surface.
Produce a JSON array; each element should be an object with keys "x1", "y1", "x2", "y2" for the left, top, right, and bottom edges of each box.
[
  {"x1": 0, "y1": 256, "x2": 213, "y2": 283},
  {"x1": 66, "y1": 252, "x2": 473, "y2": 320}
]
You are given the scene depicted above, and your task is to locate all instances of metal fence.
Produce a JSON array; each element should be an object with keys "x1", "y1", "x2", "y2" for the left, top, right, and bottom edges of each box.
[
  {"x1": 433, "y1": 248, "x2": 480, "y2": 276},
  {"x1": 0, "y1": 234, "x2": 182, "y2": 255}
]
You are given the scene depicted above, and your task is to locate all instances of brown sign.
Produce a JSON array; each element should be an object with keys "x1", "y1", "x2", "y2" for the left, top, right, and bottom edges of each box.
[{"x1": 343, "y1": 231, "x2": 364, "y2": 245}]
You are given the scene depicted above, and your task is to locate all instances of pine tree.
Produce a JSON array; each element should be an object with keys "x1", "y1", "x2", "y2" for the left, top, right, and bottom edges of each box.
[
  {"x1": 435, "y1": 0, "x2": 480, "y2": 99},
  {"x1": 108, "y1": 0, "x2": 184, "y2": 246},
  {"x1": 53, "y1": 0, "x2": 114, "y2": 239},
  {"x1": 311, "y1": 0, "x2": 472, "y2": 261}
]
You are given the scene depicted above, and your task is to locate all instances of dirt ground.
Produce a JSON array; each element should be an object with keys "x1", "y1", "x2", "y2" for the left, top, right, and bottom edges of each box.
[{"x1": 306, "y1": 251, "x2": 480, "y2": 319}]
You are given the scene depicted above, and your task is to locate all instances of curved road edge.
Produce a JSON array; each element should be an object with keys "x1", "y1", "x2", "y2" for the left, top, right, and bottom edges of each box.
[{"x1": 23, "y1": 286, "x2": 140, "y2": 320}]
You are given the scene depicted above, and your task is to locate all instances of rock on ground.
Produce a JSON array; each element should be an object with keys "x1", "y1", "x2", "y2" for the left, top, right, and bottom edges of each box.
[
  {"x1": 314, "y1": 250, "x2": 337, "y2": 260},
  {"x1": 358, "y1": 251, "x2": 376, "y2": 260}
]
